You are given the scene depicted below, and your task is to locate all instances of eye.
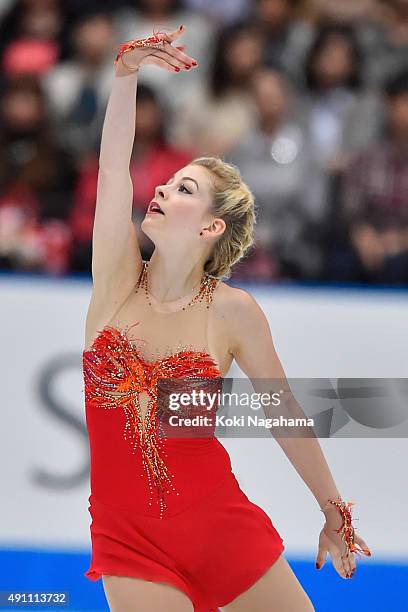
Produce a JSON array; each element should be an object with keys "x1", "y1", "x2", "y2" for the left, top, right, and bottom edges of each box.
[{"x1": 179, "y1": 183, "x2": 192, "y2": 194}]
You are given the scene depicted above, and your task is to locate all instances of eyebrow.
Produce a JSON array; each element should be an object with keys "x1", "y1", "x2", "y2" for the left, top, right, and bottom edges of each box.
[{"x1": 167, "y1": 175, "x2": 199, "y2": 191}]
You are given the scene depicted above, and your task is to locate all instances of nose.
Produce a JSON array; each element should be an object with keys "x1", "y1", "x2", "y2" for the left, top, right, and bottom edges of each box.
[{"x1": 155, "y1": 186, "x2": 167, "y2": 200}]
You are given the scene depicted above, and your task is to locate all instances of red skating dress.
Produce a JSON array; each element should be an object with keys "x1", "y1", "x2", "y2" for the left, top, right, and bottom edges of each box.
[{"x1": 83, "y1": 260, "x2": 284, "y2": 611}]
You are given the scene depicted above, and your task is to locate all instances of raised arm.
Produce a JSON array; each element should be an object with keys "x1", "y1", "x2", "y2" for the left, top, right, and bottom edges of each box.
[
  {"x1": 91, "y1": 59, "x2": 141, "y2": 291},
  {"x1": 84, "y1": 26, "x2": 198, "y2": 345}
]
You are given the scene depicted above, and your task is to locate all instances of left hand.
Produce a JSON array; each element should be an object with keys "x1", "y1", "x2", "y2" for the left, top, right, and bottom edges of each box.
[
  {"x1": 119, "y1": 25, "x2": 198, "y2": 73},
  {"x1": 316, "y1": 507, "x2": 372, "y2": 578}
]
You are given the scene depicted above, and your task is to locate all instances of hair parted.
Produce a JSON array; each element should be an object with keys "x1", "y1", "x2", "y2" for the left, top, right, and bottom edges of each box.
[{"x1": 190, "y1": 156, "x2": 257, "y2": 281}]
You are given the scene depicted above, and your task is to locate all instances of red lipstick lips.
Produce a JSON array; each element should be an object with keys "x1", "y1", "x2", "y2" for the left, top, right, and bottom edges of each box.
[{"x1": 147, "y1": 201, "x2": 165, "y2": 215}]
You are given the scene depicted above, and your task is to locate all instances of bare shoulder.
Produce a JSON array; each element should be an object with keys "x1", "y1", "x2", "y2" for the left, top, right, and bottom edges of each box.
[
  {"x1": 213, "y1": 281, "x2": 286, "y2": 379},
  {"x1": 215, "y1": 281, "x2": 263, "y2": 318},
  {"x1": 212, "y1": 281, "x2": 265, "y2": 355}
]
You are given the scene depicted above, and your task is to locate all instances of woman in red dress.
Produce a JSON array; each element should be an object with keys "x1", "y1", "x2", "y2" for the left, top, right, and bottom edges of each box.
[{"x1": 82, "y1": 25, "x2": 371, "y2": 612}]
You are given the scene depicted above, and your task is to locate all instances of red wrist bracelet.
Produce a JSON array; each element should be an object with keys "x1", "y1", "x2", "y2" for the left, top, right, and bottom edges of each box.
[
  {"x1": 114, "y1": 29, "x2": 167, "y2": 66},
  {"x1": 321, "y1": 499, "x2": 365, "y2": 556}
]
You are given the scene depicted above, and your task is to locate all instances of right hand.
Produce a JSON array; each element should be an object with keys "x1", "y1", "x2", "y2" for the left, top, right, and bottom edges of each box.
[
  {"x1": 116, "y1": 25, "x2": 198, "y2": 73},
  {"x1": 316, "y1": 506, "x2": 371, "y2": 579}
]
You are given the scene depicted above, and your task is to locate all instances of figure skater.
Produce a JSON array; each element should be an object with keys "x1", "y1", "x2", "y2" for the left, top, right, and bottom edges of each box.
[{"x1": 82, "y1": 25, "x2": 372, "y2": 612}]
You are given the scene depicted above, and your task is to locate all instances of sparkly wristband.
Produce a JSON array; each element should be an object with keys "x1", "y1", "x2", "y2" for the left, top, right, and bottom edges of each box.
[
  {"x1": 320, "y1": 498, "x2": 365, "y2": 556},
  {"x1": 114, "y1": 30, "x2": 166, "y2": 66}
]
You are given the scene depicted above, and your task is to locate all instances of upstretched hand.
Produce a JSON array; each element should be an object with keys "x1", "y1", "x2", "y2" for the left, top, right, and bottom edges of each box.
[{"x1": 115, "y1": 25, "x2": 198, "y2": 74}]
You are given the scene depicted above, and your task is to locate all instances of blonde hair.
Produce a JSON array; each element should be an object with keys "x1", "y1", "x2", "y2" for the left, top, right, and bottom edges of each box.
[{"x1": 190, "y1": 156, "x2": 257, "y2": 280}]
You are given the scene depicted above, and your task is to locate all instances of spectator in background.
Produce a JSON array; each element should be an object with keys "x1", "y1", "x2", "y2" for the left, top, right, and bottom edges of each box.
[
  {"x1": 0, "y1": 76, "x2": 76, "y2": 274},
  {"x1": 171, "y1": 21, "x2": 263, "y2": 157},
  {"x1": 329, "y1": 69, "x2": 408, "y2": 284},
  {"x1": 296, "y1": 24, "x2": 383, "y2": 175},
  {"x1": 42, "y1": 11, "x2": 116, "y2": 157},
  {"x1": 0, "y1": 0, "x2": 69, "y2": 67},
  {"x1": 0, "y1": 0, "x2": 69, "y2": 86},
  {"x1": 282, "y1": 0, "x2": 384, "y2": 88},
  {"x1": 368, "y1": 0, "x2": 408, "y2": 87},
  {"x1": 249, "y1": 0, "x2": 303, "y2": 70},
  {"x1": 69, "y1": 83, "x2": 194, "y2": 272},
  {"x1": 227, "y1": 67, "x2": 328, "y2": 280},
  {"x1": 113, "y1": 0, "x2": 215, "y2": 111}
]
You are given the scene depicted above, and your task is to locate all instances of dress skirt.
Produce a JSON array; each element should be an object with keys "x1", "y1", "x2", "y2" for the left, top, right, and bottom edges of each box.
[{"x1": 86, "y1": 468, "x2": 284, "y2": 611}]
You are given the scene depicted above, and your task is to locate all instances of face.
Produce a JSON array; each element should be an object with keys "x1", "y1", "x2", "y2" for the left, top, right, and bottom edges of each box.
[
  {"x1": 74, "y1": 16, "x2": 114, "y2": 63},
  {"x1": 313, "y1": 36, "x2": 353, "y2": 88},
  {"x1": 141, "y1": 165, "x2": 225, "y2": 249},
  {"x1": 21, "y1": 1, "x2": 62, "y2": 39},
  {"x1": 252, "y1": 70, "x2": 288, "y2": 122},
  {"x1": 225, "y1": 32, "x2": 263, "y2": 79},
  {"x1": 256, "y1": 0, "x2": 292, "y2": 26},
  {"x1": 1, "y1": 90, "x2": 43, "y2": 132}
]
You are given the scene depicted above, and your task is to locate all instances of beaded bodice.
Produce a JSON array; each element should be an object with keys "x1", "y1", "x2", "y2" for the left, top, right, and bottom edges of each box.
[{"x1": 83, "y1": 260, "x2": 223, "y2": 518}]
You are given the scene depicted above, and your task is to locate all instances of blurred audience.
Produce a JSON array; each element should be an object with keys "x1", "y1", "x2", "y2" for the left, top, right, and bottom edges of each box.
[
  {"x1": 327, "y1": 69, "x2": 408, "y2": 283},
  {"x1": 282, "y1": 0, "x2": 385, "y2": 87},
  {"x1": 186, "y1": 0, "x2": 252, "y2": 26},
  {"x1": 0, "y1": 0, "x2": 406, "y2": 286},
  {"x1": 42, "y1": 11, "x2": 115, "y2": 157},
  {"x1": 368, "y1": 0, "x2": 408, "y2": 87},
  {"x1": 227, "y1": 67, "x2": 328, "y2": 280},
  {"x1": 249, "y1": 0, "x2": 304, "y2": 70},
  {"x1": 296, "y1": 24, "x2": 383, "y2": 174},
  {"x1": 171, "y1": 21, "x2": 262, "y2": 156},
  {"x1": 0, "y1": 75, "x2": 76, "y2": 274},
  {"x1": 0, "y1": 0, "x2": 69, "y2": 84},
  {"x1": 0, "y1": 0, "x2": 69, "y2": 77}
]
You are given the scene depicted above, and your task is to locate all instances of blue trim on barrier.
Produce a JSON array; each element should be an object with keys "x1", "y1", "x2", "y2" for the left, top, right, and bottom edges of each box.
[
  {"x1": 1, "y1": 270, "x2": 408, "y2": 294},
  {"x1": 0, "y1": 549, "x2": 406, "y2": 611}
]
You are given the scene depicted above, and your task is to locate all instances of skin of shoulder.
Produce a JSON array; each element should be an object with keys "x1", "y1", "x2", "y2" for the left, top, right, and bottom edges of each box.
[
  {"x1": 215, "y1": 282, "x2": 287, "y2": 380},
  {"x1": 212, "y1": 281, "x2": 257, "y2": 357}
]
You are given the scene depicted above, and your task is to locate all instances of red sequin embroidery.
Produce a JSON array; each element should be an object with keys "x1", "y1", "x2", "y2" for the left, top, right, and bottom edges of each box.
[{"x1": 83, "y1": 324, "x2": 222, "y2": 518}]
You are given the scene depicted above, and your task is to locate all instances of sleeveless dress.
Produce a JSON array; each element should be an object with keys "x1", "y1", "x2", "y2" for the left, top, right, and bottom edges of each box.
[{"x1": 83, "y1": 260, "x2": 285, "y2": 612}]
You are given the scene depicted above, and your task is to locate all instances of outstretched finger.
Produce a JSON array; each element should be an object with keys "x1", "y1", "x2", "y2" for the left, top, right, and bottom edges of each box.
[
  {"x1": 341, "y1": 550, "x2": 354, "y2": 577},
  {"x1": 162, "y1": 41, "x2": 197, "y2": 66},
  {"x1": 147, "y1": 55, "x2": 179, "y2": 73},
  {"x1": 354, "y1": 533, "x2": 372, "y2": 556},
  {"x1": 331, "y1": 549, "x2": 349, "y2": 580},
  {"x1": 150, "y1": 48, "x2": 186, "y2": 71},
  {"x1": 162, "y1": 24, "x2": 185, "y2": 44},
  {"x1": 348, "y1": 552, "x2": 357, "y2": 575}
]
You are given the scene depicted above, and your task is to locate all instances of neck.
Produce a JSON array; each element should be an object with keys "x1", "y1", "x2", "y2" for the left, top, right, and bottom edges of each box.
[{"x1": 146, "y1": 250, "x2": 207, "y2": 304}]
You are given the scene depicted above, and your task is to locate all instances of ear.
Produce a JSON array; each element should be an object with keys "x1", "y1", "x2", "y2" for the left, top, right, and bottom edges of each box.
[{"x1": 207, "y1": 217, "x2": 226, "y2": 239}]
